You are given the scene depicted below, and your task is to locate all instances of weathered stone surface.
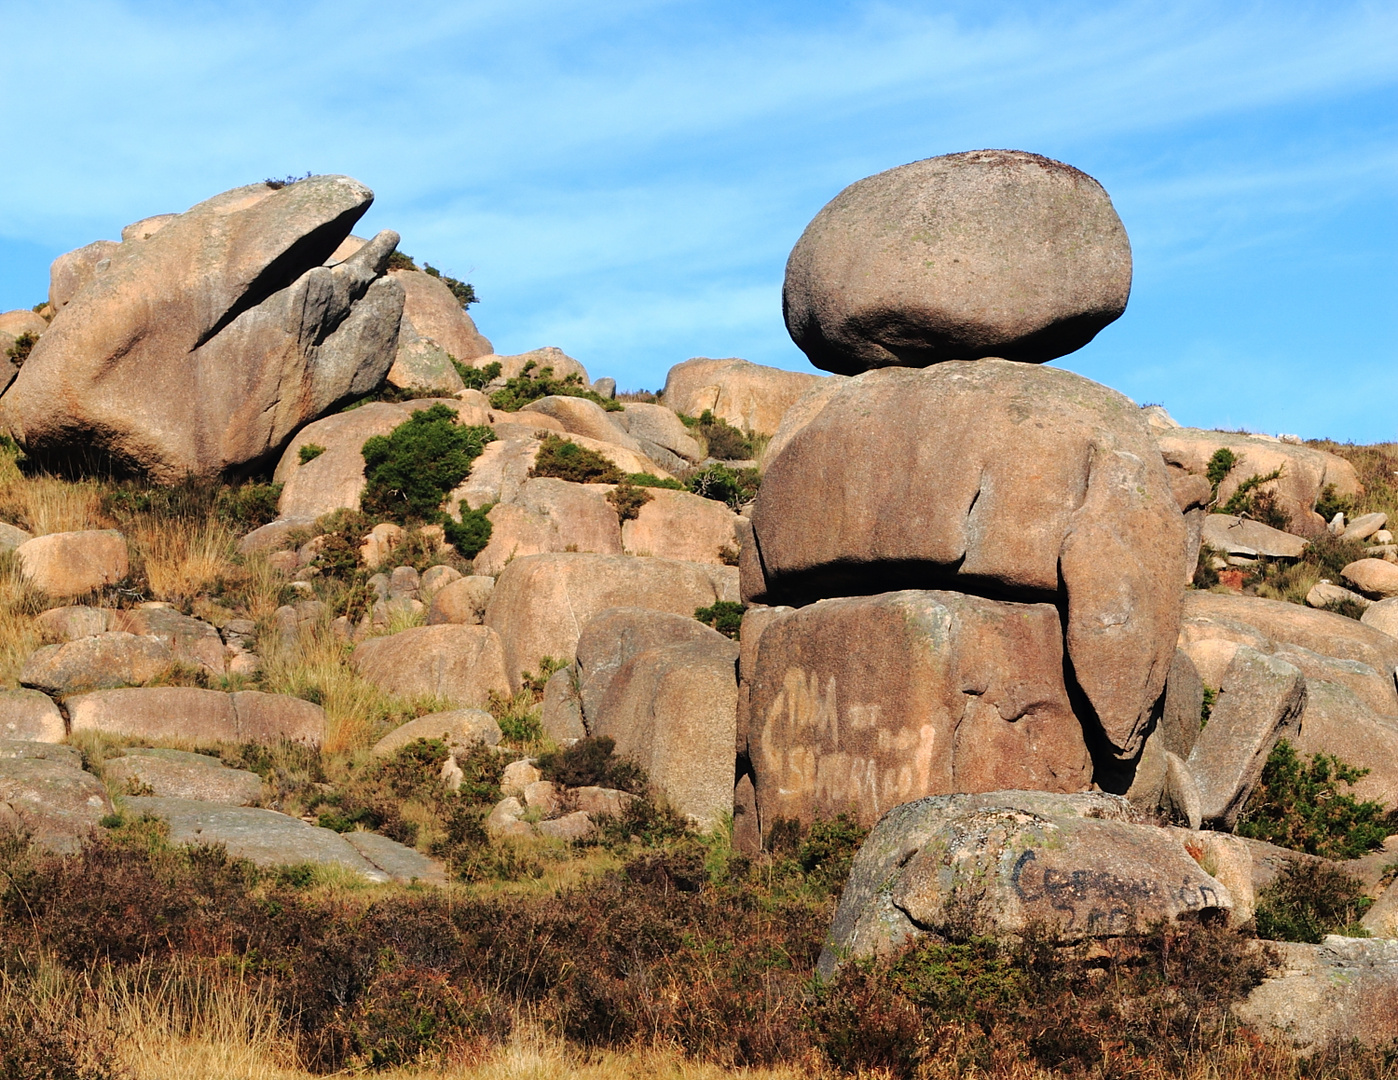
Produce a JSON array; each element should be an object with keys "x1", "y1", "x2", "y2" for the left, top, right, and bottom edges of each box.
[
  {"x1": 1181, "y1": 591, "x2": 1398, "y2": 686},
  {"x1": 33, "y1": 604, "x2": 115, "y2": 640},
  {"x1": 1290, "y1": 681, "x2": 1398, "y2": 810},
  {"x1": 48, "y1": 238, "x2": 123, "y2": 311},
  {"x1": 816, "y1": 792, "x2": 1230, "y2": 979},
  {"x1": 570, "y1": 786, "x2": 637, "y2": 817},
  {"x1": 427, "y1": 575, "x2": 494, "y2": 625},
  {"x1": 1127, "y1": 649, "x2": 1205, "y2": 815},
  {"x1": 621, "y1": 488, "x2": 741, "y2": 565},
  {"x1": 68, "y1": 687, "x2": 323, "y2": 744},
  {"x1": 420, "y1": 564, "x2": 462, "y2": 597},
  {"x1": 484, "y1": 553, "x2": 735, "y2": 691},
  {"x1": 577, "y1": 613, "x2": 738, "y2": 829},
  {"x1": 4, "y1": 178, "x2": 403, "y2": 480},
  {"x1": 762, "y1": 374, "x2": 849, "y2": 464},
  {"x1": 519, "y1": 396, "x2": 641, "y2": 452},
  {"x1": 471, "y1": 478, "x2": 623, "y2": 576},
  {"x1": 1271, "y1": 643, "x2": 1397, "y2": 718},
  {"x1": 0, "y1": 754, "x2": 113, "y2": 853},
  {"x1": 344, "y1": 830, "x2": 447, "y2": 885},
  {"x1": 0, "y1": 740, "x2": 82, "y2": 764},
  {"x1": 1185, "y1": 647, "x2": 1305, "y2": 829},
  {"x1": 750, "y1": 361, "x2": 1183, "y2": 760},
  {"x1": 748, "y1": 591, "x2": 1092, "y2": 832},
  {"x1": 1362, "y1": 596, "x2": 1398, "y2": 639},
  {"x1": 123, "y1": 797, "x2": 388, "y2": 880},
  {"x1": 1343, "y1": 558, "x2": 1398, "y2": 599},
  {"x1": 662, "y1": 357, "x2": 822, "y2": 437},
  {"x1": 619, "y1": 403, "x2": 703, "y2": 463},
  {"x1": 116, "y1": 607, "x2": 225, "y2": 674},
  {"x1": 105, "y1": 749, "x2": 263, "y2": 805},
  {"x1": 1201, "y1": 514, "x2": 1307, "y2": 558},
  {"x1": 0, "y1": 689, "x2": 65, "y2": 742},
  {"x1": 541, "y1": 666, "x2": 585, "y2": 742},
  {"x1": 16, "y1": 530, "x2": 128, "y2": 596},
  {"x1": 386, "y1": 320, "x2": 466, "y2": 393},
  {"x1": 275, "y1": 402, "x2": 414, "y2": 520},
  {"x1": 351, "y1": 625, "x2": 511, "y2": 707},
  {"x1": 784, "y1": 150, "x2": 1131, "y2": 374},
  {"x1": 391, "y1": 268, "x2": 491, "y2": 363},
  {"x1": 0, "y1": 520, "x2": 32, "y2": 552},
  {"x1": 1306, "y1": 581, "x2": 1369, "y2": 611},
  {"x1": 448, "y1": 436, "x2": 541, "y2": 511},
  {"x1": 232, "y1": 691, "x2": 326, "y2": 744},
  {"x1": 20, "y1": 632, "x2": 173, "y2": 694},
  {"x1": 500, "y1": 759, "x2": 542, "y2": 797},
  {"x1": 1236, "y1": 937, "x2": 1398, "y2": 1048},
  {"x1": 121, "y1": 214, "x2": 177, "y2": 243},
  {"x1": 474, "y1": 346, "x2": 590, "y2": 387},
  {"x1": 1157, "y1": 429, "x2": 1361, "y2": 538},
  {"x1": 1342, "y1": 512, "x2": 1388, "y2": 542},
  {"x1": 371, "y1": 709, "x2": 501, "y2": 756},
  {"x1": 538, "y1": 811, "x2": 593, "y2": 841}
]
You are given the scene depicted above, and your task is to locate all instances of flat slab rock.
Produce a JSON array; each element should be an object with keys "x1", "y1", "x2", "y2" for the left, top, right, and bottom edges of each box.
[
  {"x1": 0, "y1": 747, "x2": 114, "y2": 854},
  {"x1": 344, "y1": 831, "x2": 448, "y2": 885},
  {"x1": 104, "y1": 749, "x2": 264, "y2": 805},
  {"x1": 817, "y1": 791, "x2": 1234, "y2": 980},
  {"x1": 122, "y1": 797, "x2": 390, "y2": 881},
  {"x1": 1236, "y1": 936, "x2": 1398, "y2": 1048}
]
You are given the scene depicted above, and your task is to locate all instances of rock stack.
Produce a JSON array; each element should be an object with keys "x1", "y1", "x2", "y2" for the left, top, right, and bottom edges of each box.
[{"x1": 740, "y1": 150, "x2": 1192, "y2": 835}]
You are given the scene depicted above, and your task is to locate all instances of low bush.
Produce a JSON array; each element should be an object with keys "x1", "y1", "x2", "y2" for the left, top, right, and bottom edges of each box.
[
  {"x1": 1236, "y1": 738, "x2": 1398, "y2": 858},
  {"x1": 422, "y1": 263, "x2": 477, "y2": 308},
  {"x1": 488, "y1": 360, "x2": 622, "y2": 412},
  {"x1": 361, "y1": 404, "x2": 494, "y2": 524},
  {"x1": 5, "y1": 330, "x2": 37, "y2": 368},
  {"x1": 627, "y1": 471, "x2": 684, "y2": 490},
  {"x1": 1254, "y1": 858, "x2": 1373, "y2": 942},
  {"x1": 298, "y1": 442, "x2": 326, "y2": 464},
  {"x1": 529, "y1": 434, "x2": 622, "y2": 484},
  {"x1": 687, "y1": 462, "x2": 760, "y2": 510},
  {"x1": 1316, "y1": 481, "x2": 1356, "y2": 521},
  {"x1": 451, "y1": 358, "x2": 500, "y2": 391},
  {"x1": 683, "y1": 409, "x2": 753, "y2": 460},
  {"x1": 441, "y1": 501, "x2": 493, "y2": 559},
  {"x1": 605, "y1": 477, "x2": 651, "y2": 521},
  {"x1": 695, "y1": 600, "x2": 744, "y2": 638},
  {"x1": 536, "y1": 736, "x2": 647, "y2": 794}
]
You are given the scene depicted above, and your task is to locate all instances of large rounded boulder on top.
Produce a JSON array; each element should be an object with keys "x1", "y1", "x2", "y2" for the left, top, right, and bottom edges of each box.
[
  {"x1": 661, "y1": 357, "x2": 822, "y2": 437},
  {"x1": 745, "y1": 590, "x2": 1092, "y2": 833},
  {"x1": 391, "y1": 267, "x2": 492, "y2": 363},
  {"x1": 783, "y1": 150, "x2": 1132, "y2": 375},
  {"x1": 0, "y1": 176, "x2": 405, "y2": 481},
  {"x1": 747, "y1": 361, "x2": 1185, "y2": 761}
]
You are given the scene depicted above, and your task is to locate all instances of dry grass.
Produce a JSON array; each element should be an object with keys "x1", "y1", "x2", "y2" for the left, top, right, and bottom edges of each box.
[
  {"x1": 127, "y1": 513, "x2": 239, "y2": 607},
  {"x1": 0, "y1": 445, "x2": 110, "y2": 535},
  {"x1": 0, "y1": 550, "x2": 45, "y2": 688}
]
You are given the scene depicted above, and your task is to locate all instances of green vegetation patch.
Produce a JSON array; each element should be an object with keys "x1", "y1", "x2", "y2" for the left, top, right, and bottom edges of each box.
[
  {"x1": 695, "y1": 600, "x2": 744, "y2": 639},
  {"x1": 687, "y1": 462, "x2": 761, "y2": 510},
  {"x1": 530, "y1": 434, "x2": 622, "y2": 484},
  {"x1": 5, "y1": 331, "x2": 37, "y2": 369},
  {"x1": 537, "y1": 735, "x2": 647, "y2": 794},
  {"x1": 360, "y1": 403, "x2": 494, "y2": 525},
  {"x1": 1236, "y1": 738, "x2": 1398, "y2": 859},
  {"x1": 297, "y1": 442, "x2": 325, "y2": 465},
  {"x1": 453, "y1": 358, "x2": 501, "y2": 392},
  {"x1": 489, "y1": 360, "x2": 622, "y2": 412},
  {"x1": 1254, "y1": 857, "x2": 1373, "y2": 942},
  {"x1": 605, "y1": 477, "x2": 652, "y2": 522}
]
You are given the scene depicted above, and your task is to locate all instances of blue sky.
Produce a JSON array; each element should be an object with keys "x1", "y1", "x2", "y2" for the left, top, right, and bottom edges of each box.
[{"x1": 1, "y1": 1, "x2": 1394, "y2": 441}]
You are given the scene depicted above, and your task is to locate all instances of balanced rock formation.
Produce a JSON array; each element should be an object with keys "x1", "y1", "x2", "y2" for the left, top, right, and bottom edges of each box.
[
  {"x1": 783, "y1": 150, "x2": 1132, "y2": 374},
  {"x1": 746, "y1": 360, "x2": 1185, "y2": 765},
  {"x1": 1, "y1": 176, "x2": 404, "y2": 480}
]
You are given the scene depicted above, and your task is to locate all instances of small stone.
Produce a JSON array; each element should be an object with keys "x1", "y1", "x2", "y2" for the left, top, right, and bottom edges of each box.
[
  {"x1": 1342, "y1": 512, "x2": 1388, "y2": 542},
  {"x1": 1376, "y1": 530, "x2": 1394, "y2": 545},
  {"x1": 593, "y1": 377, "x2": 616, "y2": 399},
  {"x1": 389, "y1": 565, "x2": 420, "y2": 599},
  {"x1": 523, "y1": 780, "x2": 557, "y2": 813},
  {"x1": 361, "y1": 523, "x2": 403, "y2": 569},
  {"x1": 439, "y1": 755, "x2": 464, "y2": 791},
  {"x1": 1329, "y1": 512, "x2": 1347, "y2": 535},
  {"x1": 538, "y1": 811, "x2": 593, "y2": 841},
  {"x1": 427, "y1": 575, "x2": 494, "y2": 625},
  {"x1": 266, "y1": 550, "x2": 300, "y2": 574},
  {"x1": 0, "y1": 520, "x2": 33, "y2": 552},
  {"x1": 501, "y1": 759, "x2": 542, "y2": 797},
  {"x1": 1342, "y1": 558, "x2": 1398, "y2": 599},
  {"x1": 486, "y1": 796, "x2": 532, "y2": 837},
  {"x1": 1306, "y1": 582, "x2": 1370, "y2": 610},
  {"x1": 569, "y1": 786, "x2": 637, "y2": 817},
  {"x1": 0, "y1": 688, "x2": 66, "y2": 742},
  {"x1": 420, "y1": 564, "x2": 462, "y2": 598}
]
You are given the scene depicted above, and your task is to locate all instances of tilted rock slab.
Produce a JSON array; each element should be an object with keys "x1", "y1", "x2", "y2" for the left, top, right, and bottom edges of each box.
[
  {"x1": 1185, "y1": 646, "x2": 1305, "y2": 829},
  {"x1": 0, "y1": 744, "x2": 114, "y2": 854},
  {"x1": 104, "y1": 749, "x2": 264, "y2": 805},
  {"x1": 1236, "y1": 937, "x2": 1398, "y2": 1048},
  {"x1": 1, "y1": 177, "x2": 404, "y2": 480},
  {"x1": 783, "y1": 150, "x2": 1132, "y2": 374},
  {"x1": 351, "y1": 625, "x2": 511, "y2": 708},
  {"x1": 0, "y1": 689, "x2": 65, "y2": 742},
  {"x1": 745, "y1": 591, "x2": 1092, "y2": 832},
  {"x1": 68, "y1": 687, "x2": 325, "y2": 744},
  {"x1": 747, "y1": 361, "x2": 1184, "y2": 761},
  {"x1": 16, "y1": 530, "x2": 128, "y2": 597},
  {"x1": 816, "y1": 791, "x2": 1232, "y2": 980}
]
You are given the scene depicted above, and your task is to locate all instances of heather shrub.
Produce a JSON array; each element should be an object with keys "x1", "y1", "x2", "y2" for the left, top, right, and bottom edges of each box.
[
  {"x1": 536, "y1": 735, "x2": 646, "y2": 794},
  {"x1": 488, "y1": 360, "x2": 621, "y2": 412},
  {"x1": 605, "y1": 476, "x2": 651, "y2": 521},
  {"x1": 695, "y1": 599, "x2": 744, "y2": 638},
  {"x1": 687, "y1": 462, "x2": 760, "y2": 510},
  {"x1": 1254, "y1": 858, "x2": 1373, "y2": 942},
  {"x1": 360, "y1": 404, "x2": 494, "y2": 524},
  {"x1": 529, "y1": 434, "x2": 622, "y2": 484}
]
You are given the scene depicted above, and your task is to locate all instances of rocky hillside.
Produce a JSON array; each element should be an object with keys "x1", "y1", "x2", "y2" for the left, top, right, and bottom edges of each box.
[{"x1": 2, "y1": 157, "x2": 1397, "y2": 1075}]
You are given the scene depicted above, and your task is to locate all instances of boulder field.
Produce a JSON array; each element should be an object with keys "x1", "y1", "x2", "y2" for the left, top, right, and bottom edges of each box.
[{"x1": 2, "y1": 159, "x2": 1398, "y2": 1050}]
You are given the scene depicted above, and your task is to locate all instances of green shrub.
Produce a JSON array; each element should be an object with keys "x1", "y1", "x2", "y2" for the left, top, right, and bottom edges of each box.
[
  {"x1": 686, "y1": 409, "x2": 752, "y2": 460},
  {"x1": 422, "y1": 263, "x2": 478, "y2": 308},
  {"x1": 360, "y1": 404, "x2": 494, "y2": 523},
  {"x1": 1315, "y1": 482, "x2": 1355, "y2": 521},
  {"x1": 537, "y1": 735, "x2": 647, "y2": 794},
  {"x1": 99, "y1": 475, "x2": 283, "y2": 533},
  {"x1": 441, "y1": 501, "x2": 493, "y2": 559},
  {"x1": 627, "y1": 471, "x2": 684, "y2": 490},
  {"x1": 529, "y1": 434, "x2": 622, "y2": 484},
  {"x1": 1236, "y1": 738, "x2": 1398, "y2": 858},
  {"x1": 1254, "y1": 858, "x2": 1373, "y2": 942},
  {"x1": 452, "y1": 358, "x2": 501, "y2": 392},
  {"x1": 687, "y1": 462, "x2": 760, "y2": 510},
  {"x1": 387, "y1": 250, "x2": 417, "y2": 271},
  {"x1": 1205, "y1": 447, "x2": 1238, "y2": 491},
  {"x1": 263, "y1": 172, "x2": 311, "y2": 189},
  {"x1": 695, "y1": 600, "x2": 744, "y2": 639},
  {"x1": 605, "y1": 477, "x2": 652, "y2": 522},
  {"x1": 298, "y1": 442, "x2": 326, "y2": 465},
  {"x1": 5, "y1": 331, "x2": 37, "y2": 368},
  {"x1": 488, "y1": 360, "x2": 622, "y2": 412},
  {"x1": 797, "y1": 814, "x2": 868, "y2": 890},
  {"x1": 1199, "y1": 685, "x2": 1216, "y2": 728},
  {"x1": 1221, "y1": 466, "x2": 1289, "y2": 529}
]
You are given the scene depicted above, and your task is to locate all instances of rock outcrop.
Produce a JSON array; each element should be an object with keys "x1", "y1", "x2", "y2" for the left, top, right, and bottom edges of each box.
[
  {"x1": 661, "y1": 357, "x2": 822, "y2": 436},
  {"x1": 1, "y1": 177, "x2": 404, "y2": 479},
  {"x1": 783, "y1": 150, "x2": 1132, "y2": 374}
]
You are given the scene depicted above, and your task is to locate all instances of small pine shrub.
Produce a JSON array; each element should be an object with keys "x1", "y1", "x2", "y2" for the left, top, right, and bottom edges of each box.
[
  {"x1": 298, "y1": 442, "x2": 326, "y2": 464},
  {"x1": 5, "y1": 331, "x2": 37, "y2": 368},
  {"x1": 1315, "y1": 482, "x2": 1355, "y2": 521},
  {"x1": 452, "y1": 358, "x2": 501, "y2": 391},
  {"x1": 1222, "y1": 466, "x2": 1289, "y2": 529},
  {"x1": 441, "y1": 501, "x2": 493, "y2": 559},
  {"x1": 627, "y1": 471, "x2": 684, "y2": 490},
  {"x1": 1205, "y1": 447, "x2": 1237, "y2": 491},
  {"x1": 687, "y1": 462, "x2": 761, "y2": 510},
  {"x1": 1236, "y1": 738, "x2": 1398, "y2": 858},
  {"x1": 387, "y1": 250, "x2": 417, "y2": 271},
  {"x1": 263, "y1": 172, "x2": 311, "y2": 188},
  {"x1": 1200, "y1": 685, "x2": 1216, "y2": 728},
  {"x1": 687, "y1": 409, "x2": 753, "y2": 460},
  {"x1": 422, "y1": 263, "x2": 478, "y2": 308},
  {"x1": 488, "y1": 360, "x2": 622, "y2": 412},
  {"x1": 537, "y1": 735, "x2": 647, "y2": 794},
  {"x1": 1254, "y1": 857, "x2": 1373, "y2": 942},
  {"x1": 605, "y1": 477, "x2": 652, "y2": 522},
  {"x1": 695, "y1": 600, "x2": 744, "y2": 638},
  {"x1": 529, "y1": 435, "x2": 622, "y2": 484},
  {"x1": 360, "y1": 404, "x2": 494, "y2": 523}
]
